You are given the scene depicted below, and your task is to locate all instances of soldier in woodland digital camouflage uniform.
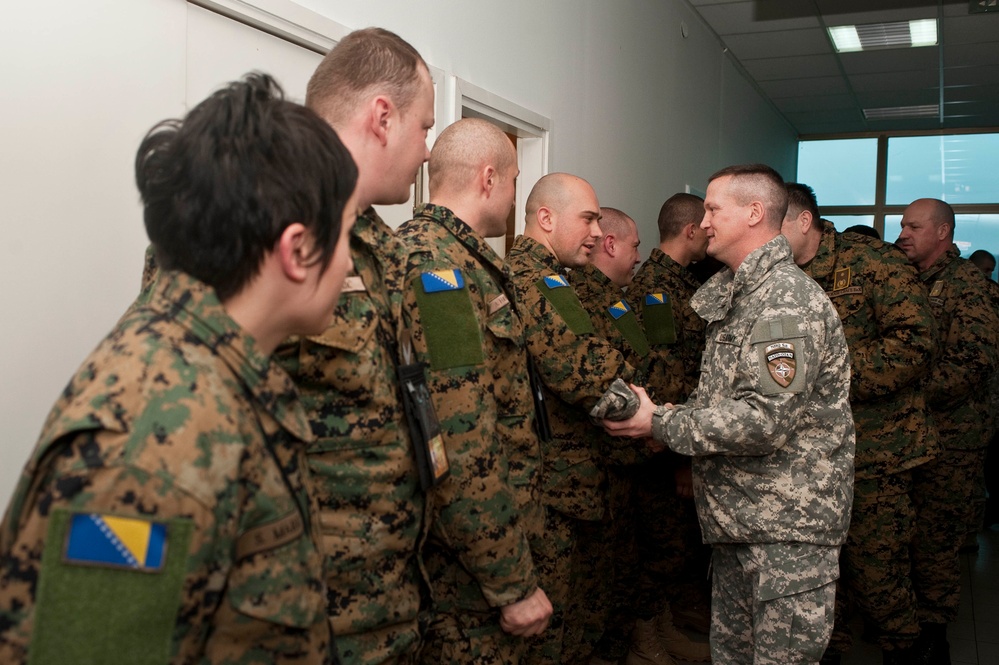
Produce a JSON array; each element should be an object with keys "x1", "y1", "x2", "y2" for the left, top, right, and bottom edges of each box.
[
  {"x1": 782, "y1": 183, "x2": 938, "y2": 664},
  {"x1": 605, "y1": 164, "x2": 855, "y2": 665},
  {"x1": 968, "y1": 249, "x2": 999, "y2": 538},
  {"x1": 895, "y1": 198, "x2": 999, "y2": 663},
  {"x1": 503, "y1": 173, "x2": 639, "y2": 665},
  {"x1": 0, "y1": 74, "x2": 359, "y2": 665},
  {"x1": 569, "y1": 208, "x2": 653, "y2": 665},
  {"x1": 395, "y1": 118, "x2": 552, "y2": 664},
  {"x1": 276, "y1": 29, "x2": 436, "y2": 665},
  {"x1": 627, "y1": 193, "x2": 713, "y2": 665}
]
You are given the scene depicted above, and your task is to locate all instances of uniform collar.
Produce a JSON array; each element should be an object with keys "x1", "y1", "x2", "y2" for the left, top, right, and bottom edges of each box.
[
  {"x1": 692, "y1": 235, "x2": 794, "y2": 324},
  {"x1": 647, "y1": 247, "x2": 700, "y2": 291},
  {"x1": 920, "y1": 243, "x2": 961, "y2": 282},
  {"x1": 148, "y1": 271, "x2": 312, "y2": 443},
  {"x1": 412, "y1": 202, "x2": 504, "y2": 274},
  {"x1": 512, "y1": 234, "x2": 565, "y2": 274},
  {"x1": 801, "y1": 219, "x2": 839, "y2": 281}
]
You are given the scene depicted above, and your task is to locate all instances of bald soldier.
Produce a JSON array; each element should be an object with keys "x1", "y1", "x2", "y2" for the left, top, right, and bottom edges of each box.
[
  {"x1": 569, "y1": 207, "x2": 653, "y2": 665},
  {"x1": 396, "y1": 118, "x2": 552, "y2": 664},
  {"x1": 503, "y1": 174, "x2": 639, "y2": 665},
  {"x1": 896, "y1": 198, "x2": 999, "y2": 662}
]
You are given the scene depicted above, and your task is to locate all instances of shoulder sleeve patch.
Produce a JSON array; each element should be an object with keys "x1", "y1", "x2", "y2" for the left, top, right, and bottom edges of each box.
[
  {"x1": 413, "y1": 269, "x2": 484, "y2": 369},
  {"x1": 32, "y1": 509, "x2": 191, "y2": 665},
  {"x1": 641, "y1": 292, "x2": 677, "y2": 345},
  {"x1": 535, "y1": 275, "x2": 594, "y2": 335},
  {"x1": 608, "y1": 299, "x2": 650, "y2": 358},
  {"x1": 750, "y1": 316, "x2": 807, "y2": 395}
]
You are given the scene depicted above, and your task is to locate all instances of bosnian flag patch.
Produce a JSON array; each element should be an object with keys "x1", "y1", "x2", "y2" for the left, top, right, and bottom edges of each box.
[
  {"x1": 64, "y1": 513, "x2": 167, "y2": 571},
  {"x1": 609, "y1": 300, "x2": 631, "y2": 319},
  {"x1": 544, "y1": 275, "x2": 569, "y2": 289},
  {"x1": 421, "y1": 269, "x2": 464, "y2": 293},
  {"x1": 645, "y1": 293, "x2": 668, "y2": 306}
]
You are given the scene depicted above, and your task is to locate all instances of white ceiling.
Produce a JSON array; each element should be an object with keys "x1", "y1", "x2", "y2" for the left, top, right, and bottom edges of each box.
[{"x1": 687, "y1": 0, "x2": 999, "y2": 136}]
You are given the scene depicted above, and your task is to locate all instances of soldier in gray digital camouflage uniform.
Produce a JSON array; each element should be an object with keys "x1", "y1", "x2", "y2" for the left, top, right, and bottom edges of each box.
[
  {"x1": 782, "y1": 183, "x2": 938, "y2": 664},
  {"x1": 0, "y1": 74, "x2": 359, "y2": 665},
  {"x1": 896, "y1": 198, "x2": 999, "y2": 663},
  {"x1": 396, "y1": 118, "x2": 552, "y2": 664},
  {"x1": 503, "y1": 173, "x2": 639, "y2": 665},
  {"x1": 605, "y1": 164, "x2": 855, "y2": 665},
  {"x1": 275, "y1": 28, "x2": 437, "y2": 665}
]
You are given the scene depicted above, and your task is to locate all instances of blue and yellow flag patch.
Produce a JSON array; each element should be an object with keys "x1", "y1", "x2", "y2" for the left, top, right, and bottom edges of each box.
[
  {"x1": 544, "y1": 275, "x2": 569, "y2": 289},
  {"x1": 64, "y1": 513, "x2": 167, "y2": 571},
  {"x1": 421, "y1": 269, "x2": 465, "y2": 293},
  {"x1": 609, "y1": 300, "x2": 631, "y2": 320},
  {"x1": 645, "y1": 293, "x2": 668, "y2": 306}
]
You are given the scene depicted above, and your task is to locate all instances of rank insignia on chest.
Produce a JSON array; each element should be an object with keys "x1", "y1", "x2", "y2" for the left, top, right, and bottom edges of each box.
[
  {"x1": 421, "y1": 269, "x2": 465, "y2": 293},
  {"x1": 645, "y1": 293, "x2": 668, "y2": 305},
  {"x1": 63, "y1": 513, "x2": 168, "y2": 571},
  {"x1": 764, "y1": 342, "x2": 796, "y2": 388},
  {"x1": 609, "y1": 300, "x2": 631, "y2": 319},
  {"x1": 544, "y1": 274, "x2": 569, "y2": 289},
  {"x1": 929, "y1": 281, "x2": 944, "y2": 298},
  {"x1": 833, "y1": 267, "x2": 851, "y2": 291}
]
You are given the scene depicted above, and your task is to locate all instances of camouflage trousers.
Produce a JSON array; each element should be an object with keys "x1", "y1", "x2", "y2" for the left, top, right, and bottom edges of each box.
[
  {"x1": 833, "y1": 471, "x2": 919, "y2": 650},
  {"x1": 420, "y1": 538, "x2": 532, "y2": 665},
  {"x1": 335, "y1": 623, "x2": 422, "y2": 665},
  {"x1": 710, "y1": 543, "x2": 839, "y2": 665},
  {"x1": 420, "y1": 610, "x2": 529, "y2": 665},
  {"x1": 911, "y1": 447, "x2": 987, "y2": 624},
  {"x1": 525, "y1": 508, "x2": 576, "y2": 665},
  {"x1": 563, "y1": 513, "x2": 614, "y2": 664}
]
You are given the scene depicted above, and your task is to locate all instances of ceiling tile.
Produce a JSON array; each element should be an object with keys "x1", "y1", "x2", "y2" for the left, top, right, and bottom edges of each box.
[
  {"x1": 839, "y1": 47, "x2": 940, "y2": 74},
  {"x1": 722, "y1": 29, "x2": 833, "y2": 59},
  {"x1": 946, "y1": 42, "x2": 999, "y2": 68},
  {"x1": 742, "y1": 54, "x2": 842, "y2": 81},
  {"x1": 945, "y1": 83, "x2": 999, "y2": 101},
  {"x1": 761, "y1": 76, "x2": 849, "y2": 98},
  {"x1": 774, "y1": 93, "x2": 857, "y2": 112},
  {"x1": 946, "y1": 64, "x2": 999, "y2": 85},
  {"x1": 849, "y1": 68, "x2": 938, "y2": 91},
  {"x1": 943, "y1": 13, "x2": 999, "y2": 44},
  {"x1": 856, "y1": 88, "x2": 940, "y2": 106}
]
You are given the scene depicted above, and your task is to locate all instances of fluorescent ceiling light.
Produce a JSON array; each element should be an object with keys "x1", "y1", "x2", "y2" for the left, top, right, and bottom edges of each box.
[
  {"x1": 829, "y1": 19, "x2": 938, "y2": 53},
  {"x1": 863, "y1": 105, "x2": 939, "y2": 120}
]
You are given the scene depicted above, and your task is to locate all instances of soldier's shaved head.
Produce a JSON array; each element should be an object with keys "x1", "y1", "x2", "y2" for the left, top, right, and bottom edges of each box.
[
  {"x1": 526, "y1": 173, "x2": 582, "y2": 223},
  {"x1": 597, "y1": 207, "x2": 633, "y2": 238},
  {"x1": 524, "y1": 173, "x2": 602, "y2": 268},
  {"x1": 428, "y1": 118, "x2": 515, "y2": 197}
]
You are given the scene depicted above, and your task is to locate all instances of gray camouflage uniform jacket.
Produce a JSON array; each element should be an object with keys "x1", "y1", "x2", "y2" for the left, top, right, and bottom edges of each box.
[{"x1": 653, "y1": 235, "x2": 856, "y2": 546}]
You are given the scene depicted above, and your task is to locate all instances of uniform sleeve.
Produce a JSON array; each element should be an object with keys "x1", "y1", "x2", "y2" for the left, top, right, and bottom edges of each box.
[
  {"x1": 927, "y1": 269, "x2": 999, "y2": 411},
  {"x1": 518, "y1": 279, "x2": 634, "y2": 410},
  {"x1": 849, "y1": 260, "x2": 937, "y2": 402},
  {"x1": 401, "y1": 253, "x2": 536, "y2": 607}
]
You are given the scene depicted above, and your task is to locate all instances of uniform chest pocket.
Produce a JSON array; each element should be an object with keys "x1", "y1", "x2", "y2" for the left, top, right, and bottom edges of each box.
[
  {"x1": 300, "y1": 294, "x2": 383, "y2": 396},
  {"x1": 485, "y1": 297, "x2": 523, "y2": 344}
]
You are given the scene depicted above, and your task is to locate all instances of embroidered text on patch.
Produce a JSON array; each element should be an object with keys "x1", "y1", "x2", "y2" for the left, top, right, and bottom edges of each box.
[
  {"x1": 765, "y1": 342, "x2": 796, "y2": 388},
  {"x1": 64, "y1": 513, "x2": 167, "y2": 571},
  {"x1": 421, "y1": 269, "x2": 465, "y2": 293}
]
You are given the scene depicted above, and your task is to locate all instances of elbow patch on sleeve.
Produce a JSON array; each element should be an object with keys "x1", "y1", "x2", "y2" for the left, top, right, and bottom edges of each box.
[
  {"x1": 413, "y1": 269, "x2": 484, "y2": 370},
  {"x1": 751, "y1": 316, "x2": 807, "y2": 395}
]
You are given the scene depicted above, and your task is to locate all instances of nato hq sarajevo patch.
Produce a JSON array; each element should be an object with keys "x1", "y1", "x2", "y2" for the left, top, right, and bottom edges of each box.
[
  {"x1": 421, "y1": 269, "x2": 465, "y2": 293},
  {"x1": 64, "y1": 513, "x2": 167, "y2": 571},
  {"x1": 765, "y1": 342, "x2": 796, "y2": 388},
  {"x1": 608, "y1": 300, "x2": 631, "y2": 319}
]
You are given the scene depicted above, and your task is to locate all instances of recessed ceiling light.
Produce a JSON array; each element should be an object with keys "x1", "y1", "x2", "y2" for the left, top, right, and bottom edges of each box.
[
  {"x1": 828, "y1": 19, "x2": 938, "y2": 52},
  {"x1": 863, "y1": 105, "x2": 939, "y2": 120}
]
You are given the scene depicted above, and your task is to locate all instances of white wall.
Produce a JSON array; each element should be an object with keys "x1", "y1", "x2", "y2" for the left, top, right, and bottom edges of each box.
[{"x1": 0, "y1": 0, "x2": 797, "y2": 505}]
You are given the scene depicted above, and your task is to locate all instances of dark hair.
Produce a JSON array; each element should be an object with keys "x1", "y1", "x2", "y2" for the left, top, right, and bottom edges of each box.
[
  {"x1": 135, "y1": 73, "x2": 358, "y2": 301},
  {"x1": 657, "y1": 193, "x2": 704, "y2": 242},
  {"x1": 708, "y1": 163, "x2": 787, "y2": 228},
  {"x1": 306, "y1": 27, "x2": 426, "y2": 124},
  {"x1": 843, "y1": 224, "x2": 880, "y2": 239},
  {"x1": 785, "y1": 182, "x2": 819, "y2": 221}
]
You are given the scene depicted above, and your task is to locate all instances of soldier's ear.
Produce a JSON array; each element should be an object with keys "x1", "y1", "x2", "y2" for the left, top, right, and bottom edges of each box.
[
  {"x1": 277, "y1": 223, "x2": 312, "y2": 283},
  {"x1": 536, "y1": 206, "x2": 554, "y2": 232},
  {"x1": 603, "y1": 234, "x2": 616, "y2": 256},
  {"x1": 481, "y1": 164, "x2": 497, "y2": 198},
  {"x1": 368, "y1": 95, "x2": 393, "y2": 147}
]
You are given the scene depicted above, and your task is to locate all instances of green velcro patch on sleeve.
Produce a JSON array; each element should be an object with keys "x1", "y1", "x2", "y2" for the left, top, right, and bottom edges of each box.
[
  {"x1": 413, "y1": 272, "x2": 484, "y2": 370},
  {"x1": 536, "y1": 276, "x2": 594, "y2": 335},
  {"x1": 609, "y1": 306, "x2": 650, "y2": 357},
  {"x1": 30, "y1": 509, "x2": 192, "y2": 665},
  {"x1": 641, "y1": 293, "x2": 677, "y2": 345}
]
